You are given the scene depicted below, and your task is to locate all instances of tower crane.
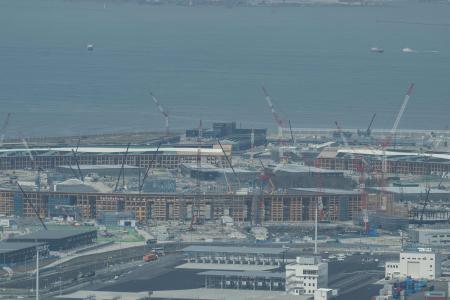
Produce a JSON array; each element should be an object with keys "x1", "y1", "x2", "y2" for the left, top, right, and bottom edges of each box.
[
  {"x1": 262, "y1": 86, "x2": 284, "y2": 140},
  {"x1": 150, "y1": 92, "x2": 170, "y2": 136}
]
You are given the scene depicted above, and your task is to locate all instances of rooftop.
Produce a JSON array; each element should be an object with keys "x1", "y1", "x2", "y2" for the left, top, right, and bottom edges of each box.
[
  {"x1": 198, "y1": 270, "x2": 284, "y2": 279},
  {"x1": 181, "y1": 245, "x2": 287, "y2": 255},
  {"x1": 368, "y1": 187, "x2": 450, "y2": 194},
  {"x1": 0, "y1": 146, "x2": 224, "y2": 156},
  {"x1": 289, "y1": 187, "x2": 359, "y2": 195},
  {"x1": 8, "y1": 229, "x2": 97, "y2": 241},
  {"x1": 0, "y1": 242, "x2": 44, "y2": 254}
]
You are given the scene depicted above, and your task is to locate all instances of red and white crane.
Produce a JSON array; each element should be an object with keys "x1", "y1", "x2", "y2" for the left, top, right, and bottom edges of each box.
[
  {"x1": 150, "y1": 92, "x2": 170, "y2": 136},
  {"x1": 262, "y1": 86, "x2": 284, "y2": 139}
]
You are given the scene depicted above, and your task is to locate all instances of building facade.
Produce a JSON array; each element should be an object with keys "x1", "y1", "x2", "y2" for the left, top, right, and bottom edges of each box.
[
  {"x1": 0, "y1": 190, "x2": 361, "y2": 224},
  {"x1": 385, "y1": 250, "x2": 441, "y2": 280},
  {"x1": 286, "y1": 257, "x2": 328, "y2": 296}
]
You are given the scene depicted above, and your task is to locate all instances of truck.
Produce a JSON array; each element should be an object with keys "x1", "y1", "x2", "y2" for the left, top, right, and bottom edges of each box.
[{"x1": 143, "y1": 253, "x2": 158, "y2": 262}]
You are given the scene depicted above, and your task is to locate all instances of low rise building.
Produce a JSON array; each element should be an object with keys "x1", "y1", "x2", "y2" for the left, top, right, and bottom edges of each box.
[
  {"x1": 286, "y1": 256, "x2": 328, "y2": 296},
  {"x1": 385, "y1": 249, "x2": 441, "y2": 280},
  {"x1": 409, "y1": 228, "x2": 450, "y2": 247},
  {"x1": 182, "y1": 245, "x2": 287, "y2": 266},
  {"x1": 8, "y1": 229, "x2": 97, "y2": 251}
]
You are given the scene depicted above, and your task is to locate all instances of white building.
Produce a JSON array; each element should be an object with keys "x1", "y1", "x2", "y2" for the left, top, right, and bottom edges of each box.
[
  {"x1": 409, "y1": 228, "x2": 450, "y2": 247},
  {"x1": 286, "y1": 256, "x2": 328, "y2": 296},
  {"x1": 385, "y1": 249, "x2": 441, "y2": 280},
  {"x1": 314, "y1": 288, "x2": 337, "y2": 300}
]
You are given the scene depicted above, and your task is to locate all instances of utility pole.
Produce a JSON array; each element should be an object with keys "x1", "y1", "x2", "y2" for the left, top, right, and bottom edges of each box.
[
  {"x1": 36, "y1": 246, "x2": 39, "y2": 300},
  {"x1": 314, "y1": 197, "x2": 319, "y2": 255}
]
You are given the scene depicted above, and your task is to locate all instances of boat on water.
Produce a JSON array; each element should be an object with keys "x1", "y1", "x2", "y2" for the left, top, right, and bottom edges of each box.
[
  {"x1": 370, "y1": 47, "x2": 384, "y2": 53},
  {"x1": 402, "y1": 47, "x2": 415, "y2": 53},
  {"x1": 87, "y1": 44, "x2": 94, "y2": 51}
]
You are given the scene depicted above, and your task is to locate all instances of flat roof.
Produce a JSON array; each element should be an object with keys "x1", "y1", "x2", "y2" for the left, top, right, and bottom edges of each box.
[
  {"x1": 336, "y1": 148, "x2": 450, "y2": 162},
  {"x1": 198, "y1": 270, "x2": 284, "y2": 279},
  {"x1": 57, "y1": 164, "x2": 142, "y2": 170},
  {"x1": 182, "y1": 245, "x2": 287, "y2": 255},
  {"x1": 289, "y1": 188, "x2": 359, "y2": 195},
  {"x1": 8, "y1": 229, "x2": 97, "y2": 241},
  {"x1": 0, "y1": 147, "x2": 223, "y2": 155},
  {"x1": 273, "y1": 164, "x2": 344, "y2": 174},
  {"x1": 0, "y1": 242, "x2": 44, "y2": 254},
  {"x1": 368, "y1": 187, "x2": 450, "y2": 195}
]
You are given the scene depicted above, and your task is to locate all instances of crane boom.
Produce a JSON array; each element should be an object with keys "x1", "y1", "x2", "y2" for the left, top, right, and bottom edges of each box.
[
  {"x1": 114, "y1": 143, "x2": 131, "y2": 192},
  {"x1": 139, "y1": 142, "x2": 162, "y2": 193},
  {"x1": 217, "y1": 139, "x2": 240, "y2": 189},
  {"x1": 366, "y1": 113, "x2": 376, "y2": 136},
  {"x1": 150, "y1": 92, "x2": 170, "y2": 136},
  {"x1": 262, "y1": 86, "x2": 284, "y2": 138},
  {"x1": 17, "y1": 183, "x2": 47, "y2": 230},
  {"x1": 383, "y1": 83, "x2": 414, "y2": 148}
]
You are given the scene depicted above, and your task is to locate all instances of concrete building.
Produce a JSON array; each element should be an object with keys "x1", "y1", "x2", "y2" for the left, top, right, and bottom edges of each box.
[
  {"x1": 8, "y1": 229, "x2": 97, "y2": 251},
  {"x1": 286, "y1": 256, "x2": 328, "y2": 296},
  {"x1": 385, "y1": 249, "x2": 441, "y2": 280},
  {"x1": 182, "y1": 245, "x2": 287, "y2": 266},
  {"x1": 409, "y1": 228, "x2": 450, "y2": 247}
]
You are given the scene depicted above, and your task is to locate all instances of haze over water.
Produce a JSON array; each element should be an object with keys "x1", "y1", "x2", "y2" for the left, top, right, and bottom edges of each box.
[{"x1": 1, "y1": 0, "x2": 449, "y2": 137}]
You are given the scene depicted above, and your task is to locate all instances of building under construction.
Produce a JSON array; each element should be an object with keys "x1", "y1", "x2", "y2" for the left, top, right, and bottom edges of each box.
[
  {"x1": 315, "y1": 147, "x2": 450, "y2": 175},
  {"x1": 0, "y1": 189, "x2": 361, "y2": 224},
  {"x1": 0, "y1": 146, "x2": 229, "y2": 171}
]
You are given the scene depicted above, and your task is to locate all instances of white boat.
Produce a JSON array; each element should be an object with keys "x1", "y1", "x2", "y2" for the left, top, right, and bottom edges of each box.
[
  {"x1": 87, "y1": 44, "x2": 94, "y2": 51},
  {"x1": 370, "y1": 47, "x2": 384, "y2": 53},
  {"x1": 402, "y1": 47, "x2": 415, "y2": 53}
]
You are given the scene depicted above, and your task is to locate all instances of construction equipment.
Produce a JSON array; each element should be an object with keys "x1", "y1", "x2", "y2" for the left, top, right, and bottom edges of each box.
[
  {"x1": 139, "y1": 142, "x2": 162, "y2": 193},
  {"x1": 17, "y1": 183, "x2": 48, "y2": 230},
  {"x1": 150, "y1": 92, "x2": 170, "y2": 136},
  {"x1": 358, "y1": 113, "x2": 376, "y2": 137},
  {"x1": 190, "y1": 120, "x2": 203, "y2": 231},
  {"x1": 217, "y1": 139, "x2": 240, "y2": 189},
  {"x1": 288, "y1": 120, "x2": 294, "y2": 144},
  {"x1": 418, "y1": 186, "x2": 432, "y2": 226},
  {"x1": 114, "y1": 143, "x2": 131, "y2": 192},
  {"x1": 72, "y1": 149, "x2": 84, "y2": 182},
  {"x1": 0, "y1": 113, "x2": 11, "y2": 146},
  {"x1": 262, "y1": 86, "x2": 284, "y2": 139},
  {"x1": 258, "y1": 159, "x2": 275, "y2": 193}
]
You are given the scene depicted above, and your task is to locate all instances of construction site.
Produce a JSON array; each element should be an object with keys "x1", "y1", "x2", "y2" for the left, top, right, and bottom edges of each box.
[{"x1": 0, "y1": 84, "x2": 449, "y2": 300}]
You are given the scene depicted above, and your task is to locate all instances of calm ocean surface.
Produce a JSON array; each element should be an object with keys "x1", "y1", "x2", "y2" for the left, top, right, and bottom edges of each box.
[{"x1": 0, "y1": 0, "x2": 449, "y2": 137}]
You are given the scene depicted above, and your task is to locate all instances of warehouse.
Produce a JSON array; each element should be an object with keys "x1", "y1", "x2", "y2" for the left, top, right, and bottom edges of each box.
[
  {"x1": 182, "y1": 245, "x2": 287, "y2": 266},
  {"x1": 8, "y1": 229, "x2": 97, "y2": 251},
  {"x1": 0, "y1": 242, "x2": 48, "y2": 264}
]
